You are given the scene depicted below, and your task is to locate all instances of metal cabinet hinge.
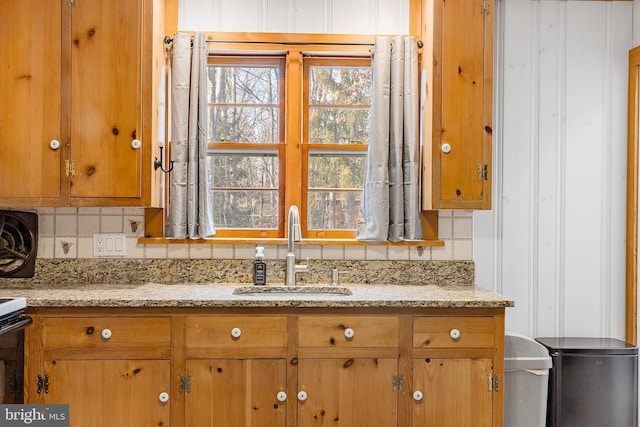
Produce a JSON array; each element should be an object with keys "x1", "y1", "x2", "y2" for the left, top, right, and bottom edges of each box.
[
  {"x1": 477, "y1": 164, "x2": 488, "y2": 181},
  {"x1": 488, "y1": 373, "x2": 500, "y2": 392},
  {"x1": 179, "y1": 373, "x2": 192, "y2": 393},
  {"x1": 392, "y1": 374, "x2": 404, "y2": 393},
  {"x1": 65, "y1": 160, "x2": 77, "y2": 178},
  {"x1": 37, "y1": 374, "x2": 49, "y2": 394},
  {"x1": 480, "y1": 0, "x2": 490, "y2": 15},
  {"x1": 8, "y1": 374, "x2": 23, "y2": 395}
]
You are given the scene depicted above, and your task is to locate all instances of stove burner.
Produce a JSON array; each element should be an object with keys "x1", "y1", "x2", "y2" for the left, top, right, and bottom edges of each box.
[{"x1": 0, "y1": 211, "x2": 38, "y2": 278}]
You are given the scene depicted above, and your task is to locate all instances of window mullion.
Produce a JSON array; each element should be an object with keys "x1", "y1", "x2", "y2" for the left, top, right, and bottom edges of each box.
[{"x1": 284, "y1": 49, "x2": 303, "y2": 236}]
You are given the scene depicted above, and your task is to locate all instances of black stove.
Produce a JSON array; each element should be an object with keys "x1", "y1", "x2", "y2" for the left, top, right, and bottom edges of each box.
[{"x1": 0, "y1": 297, "x2": 31, "y2": 335}]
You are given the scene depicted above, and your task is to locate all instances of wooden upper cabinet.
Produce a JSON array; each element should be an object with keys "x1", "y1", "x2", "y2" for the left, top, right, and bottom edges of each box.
[
  {"x1": 70, "y1": 0, "x2": 142, "y2": 199},
  {"x1": 422, "y1": 0, "x2": 493, "y2": 210},
  {"x1": 0, "y1": 0, "x2": 164, "y2": 207},
  {"x1": 0, "y1": 0, "x2": 63, "y2": 202}
]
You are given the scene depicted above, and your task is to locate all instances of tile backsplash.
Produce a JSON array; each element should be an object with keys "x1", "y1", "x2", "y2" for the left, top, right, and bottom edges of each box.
[{"x1": 30, "y1": 208, "x2": 473, "y2": 261}]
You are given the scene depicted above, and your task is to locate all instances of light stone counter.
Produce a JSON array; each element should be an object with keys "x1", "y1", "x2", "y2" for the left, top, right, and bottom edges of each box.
[{"x1": 0, "y1": 283, "x2": 513, "y2": 309}]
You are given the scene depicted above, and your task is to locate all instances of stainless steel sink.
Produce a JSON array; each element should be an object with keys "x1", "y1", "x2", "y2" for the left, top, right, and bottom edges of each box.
[{"x1": 232, "y1": 285, "x2": 352, "y2": 295}]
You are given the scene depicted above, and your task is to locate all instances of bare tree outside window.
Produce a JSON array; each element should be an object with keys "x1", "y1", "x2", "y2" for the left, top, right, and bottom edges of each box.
[
  {"x1": 204, "y1": 54, "x2": 372, "y2": 237},
  {"x1": 207, "y1": 59, "x2": 282, "y2": 230}
]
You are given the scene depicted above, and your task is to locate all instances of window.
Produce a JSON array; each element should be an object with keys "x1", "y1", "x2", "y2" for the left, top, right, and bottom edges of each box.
[
  {"x1": 207, "y1": 57, "x2": 285, "y2": 238},
  {"x1": 303, "y1": 58, "x2": 371, "y2": 238},
  {"x1": 206, "y1": 44, "x2": 372, "y2": 239}
]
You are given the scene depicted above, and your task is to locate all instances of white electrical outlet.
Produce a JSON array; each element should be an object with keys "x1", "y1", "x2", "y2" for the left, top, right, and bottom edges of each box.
[{"x1": 93, "y1": 233, "x2": 127, "y2": 257}]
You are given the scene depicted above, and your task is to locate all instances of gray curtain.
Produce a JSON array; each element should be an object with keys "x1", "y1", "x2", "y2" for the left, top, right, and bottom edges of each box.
[
  {"x1": 165, "y1": 32, "x2": 216, "y2": 239},
  {"x1": 356, "y1": 36, "x2": 422, "y2": 242}
]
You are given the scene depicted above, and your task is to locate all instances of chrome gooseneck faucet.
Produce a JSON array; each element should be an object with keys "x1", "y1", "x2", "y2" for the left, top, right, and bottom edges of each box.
[{"x1": 286, "y1": 205, "x2": 309, "y2": 286}]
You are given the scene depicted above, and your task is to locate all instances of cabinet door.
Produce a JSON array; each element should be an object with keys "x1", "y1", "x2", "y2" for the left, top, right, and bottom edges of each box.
[
  {"x1": 0, "y1": 331, "x2": 24, "y2": 404},
  {"x1": 43, "y1": 359, "x2": 170, "y2": 426},
  {"x1": 70, "y1": 0, "x2": 142, "y2": 198},
  {"x1": 0, "y1": 0, "x2": 62, "y2": 201},
  {"x1": 412, "y1": 358, "x2": 492, "y2": 427},
  {"x1": 298, "y1": 358, "x2": 397, "y2": 426},
  {"x1": 423, "y1": 0, "x2": 493, "y2": 209},
  {"x1": 186, "y1": 359, "x2": 287, "y2": 427}
]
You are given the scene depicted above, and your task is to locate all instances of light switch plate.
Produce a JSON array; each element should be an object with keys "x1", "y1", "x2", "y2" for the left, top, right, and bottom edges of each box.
[{"x1": 93, "y1": 233, "x2": 126, "y2": 257}]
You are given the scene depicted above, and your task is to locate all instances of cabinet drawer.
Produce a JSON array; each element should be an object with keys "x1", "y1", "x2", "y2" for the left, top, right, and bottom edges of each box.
[
  {"x1": 413, "y1": 316, "x2": 494, "y2": 348},
  {"x1": 298, "y1": 316, "x2": 398, "y2": 348},
  {"x1": 42, "y1": 317, "x2": 171, "y2": 351},
  {"x1": 185, "y1": 316, "x2": 287, "y2": 351}
]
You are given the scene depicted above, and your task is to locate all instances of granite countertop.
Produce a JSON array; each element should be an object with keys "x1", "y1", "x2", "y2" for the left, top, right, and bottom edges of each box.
[{"x1": 0, "y1": 283, "x2": 513, "y2": 309}]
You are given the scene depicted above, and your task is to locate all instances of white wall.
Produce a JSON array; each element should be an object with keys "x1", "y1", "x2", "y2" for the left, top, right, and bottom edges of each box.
[
  {"x1": 178, "y1": 0, "x2": 409, "y2": 34},
  {"x1": 474, "y1": 0, "x2": 634, "y2": 340}
]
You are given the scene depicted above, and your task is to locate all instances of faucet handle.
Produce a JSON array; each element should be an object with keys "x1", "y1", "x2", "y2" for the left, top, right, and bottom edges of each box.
[{"x1": 295, "y1": 259, "x2": 309, "y2": 274}]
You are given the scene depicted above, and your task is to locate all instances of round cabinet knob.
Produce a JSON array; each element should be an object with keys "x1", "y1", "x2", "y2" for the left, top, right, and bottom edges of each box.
[
  {"x1": 49, "y1": 139, "x2": 60, "y2": 150},
  {"x1": 413, "y1": 390, "x2": 424, "y2": 401},
  {"x1": 158, "y1": 392, "x2": 169, "y2": 403},
  {"x1": 449, "y1": 328, "x2": 461, "y2": 340},
  {"x1": 344, "y1": 328, "x2": 355, "y2": 339},
  {"x1": 297, "y1": 391, "x2": 308, "y2": 401},
  {"x1": 231, "y1": 327, "x2": 242, "y2": 338},
  {"x1": 131, "y1": 139, "x2": 141, "y2": 149},
  {"x1": 441, "y1": 143, "x2": 452, "y2": 154},
  {"x1": 101, "y1": 328, "x2": 112, "y2": 340},
  {"x1": 276, "y1": 391, "x2": 287, "y2": 402}
]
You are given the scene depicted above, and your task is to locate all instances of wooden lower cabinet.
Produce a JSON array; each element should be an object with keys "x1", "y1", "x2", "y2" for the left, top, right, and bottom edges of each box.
[
  {"x1": 24, "y1": 308, "x2": 505, "y2": 427},
  {"x1": 297, "y1": 358, "x2": 398, "y2": 426},
  {"x1": 43, "y1": 359, "x2": 170, "y2": 426},
  {"x1": 24, "y1": 313, "x2": 172, "y2": 427},
  {"x1": 412, "y1": 358, "x2": 493, "y2": 427},
  {"x1": 185, "y1": 359, "x2": 287, "y2": 427},
  {"x1": 0, "y1": 330, "x2": 24, "y2": 404}
]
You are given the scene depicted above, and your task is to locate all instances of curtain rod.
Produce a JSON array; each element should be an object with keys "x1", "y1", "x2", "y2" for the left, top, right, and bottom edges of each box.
[{"x1": 163, "y1": 36, "x2": 423, "y2": 49}]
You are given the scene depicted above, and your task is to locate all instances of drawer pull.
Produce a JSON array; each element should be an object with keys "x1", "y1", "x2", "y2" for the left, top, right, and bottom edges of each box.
[
  {"x1": 449, "y1": 328, "x2": 461, "y2": 340},
  {"x1": 158, "y1": 392, "x2": 169, "y2": 403},
  {"x1": 49, "y1": 139, "x2": 60, "y2": 150},
  {"x1": 297, "y1": 391, "x2": 308, "y2": 401},
  {"x1": 344, "y1": 328, "x2": 355, "y2": 339},
  {"x1": 231, "y1": 327, "x2": 242, "y2": 338},
  {"x1": 101, "y1": 328, "x2": 112, "y2": 340},
  {"x1": 276, "y1": 391, "x2": 287, "y2": 402},
  {"x1": 413, "y1": 390, "x2": 424, "y2": 401}
]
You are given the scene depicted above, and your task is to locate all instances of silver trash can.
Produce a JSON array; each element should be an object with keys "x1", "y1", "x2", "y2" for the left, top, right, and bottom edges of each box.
[
  {"x1": 504, "y1": 332, "x2": 553, "y2": 427},
  {"x1": 535, "y1": 337, "x2": 638, "y2": 427}
]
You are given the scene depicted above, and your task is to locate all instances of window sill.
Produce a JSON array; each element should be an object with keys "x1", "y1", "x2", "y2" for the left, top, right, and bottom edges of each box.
[{"x1": 137, "y1": 237, "x2": 444, "y2": 247}]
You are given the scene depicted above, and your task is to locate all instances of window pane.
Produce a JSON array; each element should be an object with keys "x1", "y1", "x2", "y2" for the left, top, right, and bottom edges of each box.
[
  {"x1": 209, "y1": 106, "x2": 280, "y2": 143},
  {"x1": 213, "y1": 190, "x2": 279, "y2": 229},
  {"x1": 308, "y1": 152, "x2": 366, "y2": 189},
  {"x1": 208, "y1": 64, "x2": 280, "y2": 143},
  {"x1": 308, "y1": 66, "x2": 372, "y2": 145},
  {"x1": 307, "y1": 152, "x2": 365, "y2": 230},
  {"x1": 308, "y1": 107, "x2": 370, "y2": 144},
  {"x1": 309, "y1": 67, "x2": 372, "y2": 105},
  {"x1": 308, "y1": 191, "x2": 361, "y2": 230},
  {"x1": 209, "y1": 66, "x2": 280, "y2": 104},
  {"x1": 210, "y1": 151, "x2": 279, "y2": 229}
]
